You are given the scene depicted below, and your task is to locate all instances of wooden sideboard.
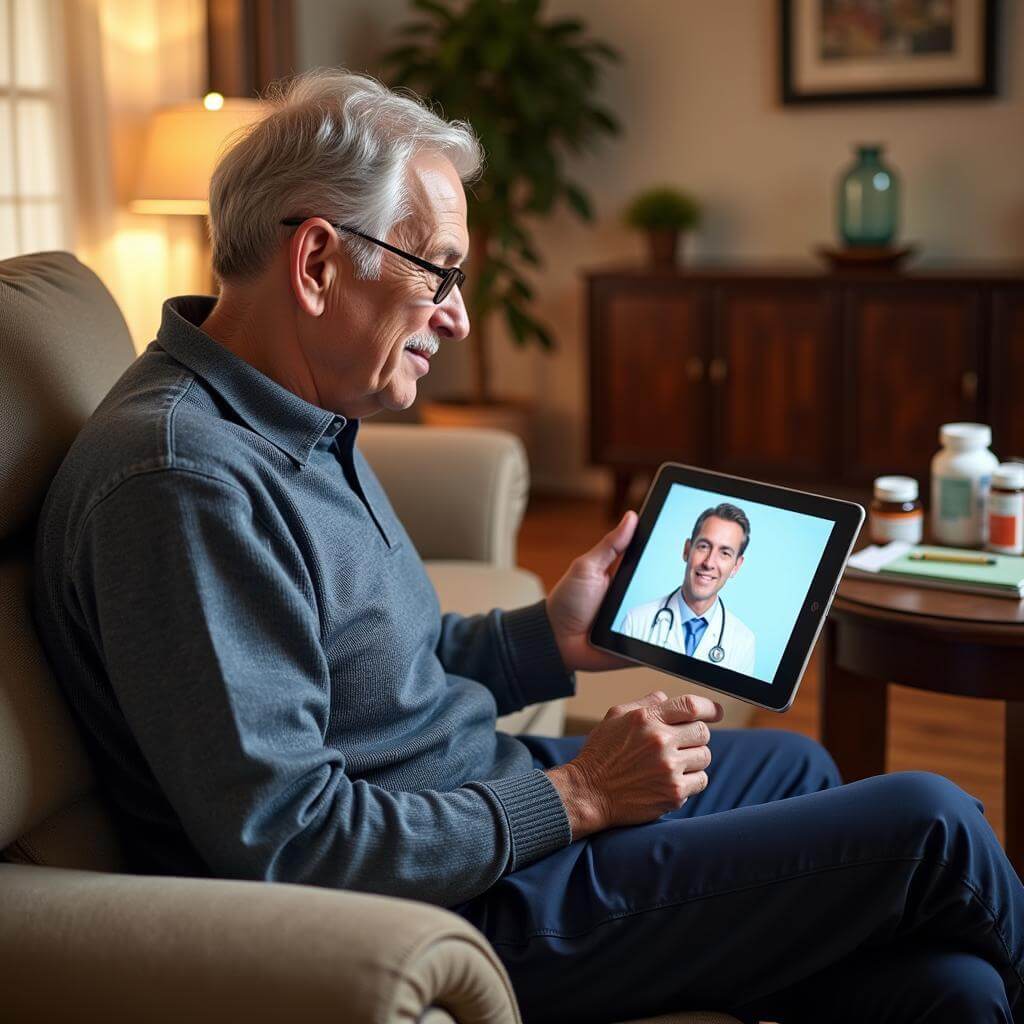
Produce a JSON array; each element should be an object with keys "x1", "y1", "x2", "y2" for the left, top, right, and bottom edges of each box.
[{"x1": 586, "y1": 265, "x2": 1024, "y2": 516}]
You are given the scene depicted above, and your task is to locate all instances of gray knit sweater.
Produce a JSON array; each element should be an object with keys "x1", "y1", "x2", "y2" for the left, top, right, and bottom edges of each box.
[{"x1": 32, "y1": 295, "x2": 576, "y2": 908}]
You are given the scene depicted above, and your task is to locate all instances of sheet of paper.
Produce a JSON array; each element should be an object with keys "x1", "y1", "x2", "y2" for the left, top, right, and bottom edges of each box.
[{"x1": 846, "y1": 541, "x2": 913, "y2": 573}]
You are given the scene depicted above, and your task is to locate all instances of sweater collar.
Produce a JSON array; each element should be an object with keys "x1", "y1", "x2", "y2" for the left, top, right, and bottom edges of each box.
[{"x1": 154, "y1": 295, "x2": 347, "y2": 466}]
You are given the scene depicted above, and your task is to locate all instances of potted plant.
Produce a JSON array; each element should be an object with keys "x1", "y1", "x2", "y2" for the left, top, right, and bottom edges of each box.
[
  {"x1": 625, "y1": 186, "x2": 701, "y2": 268},
  {"x1": 383, "y1": 0, "x2": 620, "y2": 442}
]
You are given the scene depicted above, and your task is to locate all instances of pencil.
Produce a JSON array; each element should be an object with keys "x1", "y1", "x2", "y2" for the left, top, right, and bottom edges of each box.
[{"x1": 908, "y1": 551, "x2": 997, "y2": 566}]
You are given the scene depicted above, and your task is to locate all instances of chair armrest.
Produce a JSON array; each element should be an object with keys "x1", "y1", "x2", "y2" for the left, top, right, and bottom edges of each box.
[
  {"x1": 0, "y1": 864, "x2": 521, "y2": 1024},
  {"x1": 358, "y1": 424, "x2": 529, "y2": 567}
]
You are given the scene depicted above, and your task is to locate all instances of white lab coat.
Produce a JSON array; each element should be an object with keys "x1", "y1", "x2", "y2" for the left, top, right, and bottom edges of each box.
[{"x1": 618, "y1": 589, "x2": 756, "y2": 676}]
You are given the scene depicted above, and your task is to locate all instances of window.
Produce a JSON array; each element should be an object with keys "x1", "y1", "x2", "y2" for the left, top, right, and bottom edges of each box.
[{"x1": 0, "y1": 0, "x2": 70, "y2": 260}]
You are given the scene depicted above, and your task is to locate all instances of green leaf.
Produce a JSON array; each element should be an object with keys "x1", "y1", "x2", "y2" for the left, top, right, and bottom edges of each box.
[
  {"x1": 588, "y1": 105, "x2": 620, "y2": 135},
  {"x1": 547, "y1": 17, "x2": 584, "y2": 38},
  {"x1": 563, "y1": 181, "x2": 594, "y2": 221},
  {"x1": 532, "y1": 320, "x2": 555, "y2": 350},
  {"x1": 509, "y1": 276, "x2": 534, "y2": 301},
  {"x1": 503, "y1": 299, "x2": 530, "y2": 346}
]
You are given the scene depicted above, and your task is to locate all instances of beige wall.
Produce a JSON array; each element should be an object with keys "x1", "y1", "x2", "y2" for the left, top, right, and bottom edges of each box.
[{"x1": 295, "y1": 0, "x2": 1024, "y2": 495}]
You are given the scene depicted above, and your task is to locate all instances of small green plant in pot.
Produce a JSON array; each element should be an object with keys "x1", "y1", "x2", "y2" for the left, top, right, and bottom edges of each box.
[{"x1": 625, "y1": 187, "x2": 701, "y2": 268}]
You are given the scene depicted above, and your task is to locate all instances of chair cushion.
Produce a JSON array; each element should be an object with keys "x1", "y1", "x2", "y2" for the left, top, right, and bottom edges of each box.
[
  {"x1": 0, "y1": 560, "x2": 101, "y2": 851},
  {"x1": 0, "y1": 251, "x2": 134, "y2": 867},
  {"x1": 0, "y1": 250, "x2": 135, "y2": 540},
  {"x1": 423, "y1": 561, "x2": 567, "y2": 738},
  {"x1": 423, "y1": 560, "x2": 544, "y2": 615}
]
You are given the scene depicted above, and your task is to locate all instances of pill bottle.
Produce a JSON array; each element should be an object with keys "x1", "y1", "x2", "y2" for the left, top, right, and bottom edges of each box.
[
  {"x1": 986, "y1": 462, "x2": 1024, "y2": 555},
  {"x1": 930, "y1": 423, "x2": 999, "y2": 547},
  {"x1": 869, "y1": 476, "x2": 923, "y2": 545}
]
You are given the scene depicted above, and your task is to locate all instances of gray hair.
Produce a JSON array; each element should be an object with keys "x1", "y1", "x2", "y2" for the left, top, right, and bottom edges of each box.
[
  {"x1": 208, "y1": 68, "x2": 483, "y2": 282},
  {"x1": 690, "y1": 503, "x2": 751, "y2": 556}
]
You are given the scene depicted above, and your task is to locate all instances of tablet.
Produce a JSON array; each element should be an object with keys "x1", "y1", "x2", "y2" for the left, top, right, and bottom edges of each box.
[{"x1": 589, "y1": 463, "x2": 865, "y2": 713}]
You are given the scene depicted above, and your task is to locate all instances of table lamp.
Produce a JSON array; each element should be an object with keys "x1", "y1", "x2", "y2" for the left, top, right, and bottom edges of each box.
[{"x1": 130, "y1": 93, "x2": 264, "y2": 293}]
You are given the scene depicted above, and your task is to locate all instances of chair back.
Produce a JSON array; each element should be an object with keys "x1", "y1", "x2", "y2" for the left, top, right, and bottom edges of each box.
[{"x1": 0, "y1": 251, "x2": 136, "y2": 869}]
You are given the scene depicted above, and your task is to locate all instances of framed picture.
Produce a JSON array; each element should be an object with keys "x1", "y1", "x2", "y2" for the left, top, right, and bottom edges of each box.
[{"x1": 780, "y1": 0, "x2": 999, "y2": 104}]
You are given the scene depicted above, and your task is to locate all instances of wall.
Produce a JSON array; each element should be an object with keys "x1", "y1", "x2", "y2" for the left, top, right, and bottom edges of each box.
[{"x1": 294, "y1": 0, "x2": 1024, "y2": 496}]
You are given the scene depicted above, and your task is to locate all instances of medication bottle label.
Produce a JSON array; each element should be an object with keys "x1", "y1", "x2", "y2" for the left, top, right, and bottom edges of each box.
[
  {"x1": 938, "y1": 477, "x2": 972, "y2": 520},
  {"x1": 869, "y1": 512, "x2": 923, "y2": 544},
  {"x1": 988, "y1": 492, "x2": 1024, "y2": 553}
]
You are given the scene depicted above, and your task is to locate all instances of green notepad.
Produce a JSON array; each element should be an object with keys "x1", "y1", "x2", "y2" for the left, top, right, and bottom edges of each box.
[{"x1": 881, "y1": 545, "x2": 1024, "y2": 597}]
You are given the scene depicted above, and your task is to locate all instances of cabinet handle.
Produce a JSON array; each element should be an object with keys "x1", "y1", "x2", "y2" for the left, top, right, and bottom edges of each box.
[
  {"x1": 709, "y1": 357, "x2": 728, "y2": 384},
  {"x1": 961, "y1": 370, "x2": 978, "y2": 402},
  {"x1": 685, "y1": 356, "x2": 705, "y2": 382}
]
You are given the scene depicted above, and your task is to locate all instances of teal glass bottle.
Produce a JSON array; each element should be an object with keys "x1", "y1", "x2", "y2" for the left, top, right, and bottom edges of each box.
[{"x1": 838, "y1": 144, "x2": 900, "y2": 247}]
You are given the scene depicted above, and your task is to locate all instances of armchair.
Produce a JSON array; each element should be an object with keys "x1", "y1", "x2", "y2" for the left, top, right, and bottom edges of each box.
[{"x1": 0, "y1": 252, "x2": 741, "y2": 1024}]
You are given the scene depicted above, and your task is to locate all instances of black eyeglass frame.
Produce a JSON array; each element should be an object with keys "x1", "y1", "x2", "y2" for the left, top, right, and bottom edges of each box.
[{"x1": 280, "y1": 217, "x2": 465, "y2": 305}]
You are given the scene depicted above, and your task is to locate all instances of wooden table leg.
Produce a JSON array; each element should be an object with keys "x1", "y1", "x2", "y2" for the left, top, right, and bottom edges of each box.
[
  {"x1": 1006, "y1": 700, "x2": 1023, "y2": 882},
  {"x1": 821, "y1": 618, "x2": 888, "y2": 784}
]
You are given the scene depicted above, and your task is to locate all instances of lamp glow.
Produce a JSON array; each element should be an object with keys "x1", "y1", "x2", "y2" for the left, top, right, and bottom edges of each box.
[{"x1": 130, "y1": 98, "x2": 264, "y2": 215}]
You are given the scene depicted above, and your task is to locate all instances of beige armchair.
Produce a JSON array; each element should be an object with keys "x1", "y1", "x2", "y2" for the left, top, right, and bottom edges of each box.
[{"x1": 0, "y1": 252, "x2": 742, "y2": 1024}]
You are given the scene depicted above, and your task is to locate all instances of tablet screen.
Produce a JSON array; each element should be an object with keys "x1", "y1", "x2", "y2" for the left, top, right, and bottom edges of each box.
[{"x1": 610, "y1": 482, "x2": 835, "y2": 684}]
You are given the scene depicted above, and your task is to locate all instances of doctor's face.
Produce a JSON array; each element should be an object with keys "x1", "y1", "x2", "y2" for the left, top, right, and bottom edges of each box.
[{"x1": 681, "y1": 516, "x2": 745, "y2": 607}]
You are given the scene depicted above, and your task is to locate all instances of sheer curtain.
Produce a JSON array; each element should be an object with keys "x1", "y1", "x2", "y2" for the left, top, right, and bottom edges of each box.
[
  {"x1": 61, "y1": 0, "x2": 207, "y2": 351},
  {"x1": 0, "y1": 0, "x2": 75, "y2": 259}
]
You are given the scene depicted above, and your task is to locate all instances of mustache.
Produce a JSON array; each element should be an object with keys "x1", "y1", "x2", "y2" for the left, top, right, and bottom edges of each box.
[{"x1": 404, "y1": 331, "x2": 441, "y2": 356}]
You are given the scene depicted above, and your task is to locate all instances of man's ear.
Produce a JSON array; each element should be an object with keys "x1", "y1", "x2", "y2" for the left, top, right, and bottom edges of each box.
[
  {"x1": 730, "y1": 554, "x2": 745, "y2": 577},
  {"x1": 682, "y1": 539, "x2": 691, "y2": 562},
  {"x1": 289, "y1": 218, "x2": 341, "y2": 316}
]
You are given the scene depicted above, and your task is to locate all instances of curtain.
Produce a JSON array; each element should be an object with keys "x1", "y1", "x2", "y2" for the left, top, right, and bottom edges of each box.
[{"x1": 62, "y1": 0, "x2": 206, "y2": 351}]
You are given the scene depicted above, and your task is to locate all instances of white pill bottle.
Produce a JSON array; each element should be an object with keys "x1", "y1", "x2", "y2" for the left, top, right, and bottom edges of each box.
[{"x1": 930, "y1": 423, "x2": 999, "y2": 547}]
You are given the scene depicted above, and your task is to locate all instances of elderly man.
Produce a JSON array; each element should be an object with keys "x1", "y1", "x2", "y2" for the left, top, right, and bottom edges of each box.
[{"x1": 33, "y1": 70, "x2": 1023, "y2": 1024}]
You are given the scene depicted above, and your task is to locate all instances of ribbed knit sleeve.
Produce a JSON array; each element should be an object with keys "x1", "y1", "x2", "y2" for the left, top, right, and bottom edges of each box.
[
  {"x1": 436, "y1": 601, "x2": 576, "y2": 717},
  {"x1": 70, "y1": 467, "x2": 560, "y2": 907},
  {"x1": 472, "y1": 768, "x2": 574, "y2": 871}
]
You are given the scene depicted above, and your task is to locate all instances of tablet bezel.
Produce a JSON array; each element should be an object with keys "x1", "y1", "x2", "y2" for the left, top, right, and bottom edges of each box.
[{"x1": 589, "y1": 462, "x2": 865, "y2": 713}]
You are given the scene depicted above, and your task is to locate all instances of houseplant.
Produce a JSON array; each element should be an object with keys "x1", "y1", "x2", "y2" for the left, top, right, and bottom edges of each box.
[
  {"x1": 625, "y1": 186, "x2": 701, "y2": 268},
  {"x1": 382, "y1": 0, "x2": 620, "y2": 437}
]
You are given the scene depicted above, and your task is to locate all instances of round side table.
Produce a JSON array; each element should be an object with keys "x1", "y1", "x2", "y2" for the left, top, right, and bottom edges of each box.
[{"x1": 822, "y1": 577, "x2": 1024, "y2": 879}]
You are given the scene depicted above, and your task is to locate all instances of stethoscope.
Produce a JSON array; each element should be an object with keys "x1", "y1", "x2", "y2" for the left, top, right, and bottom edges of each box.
[{"x1": 650, "y1": 588, "x2": 727, "y2": 663}]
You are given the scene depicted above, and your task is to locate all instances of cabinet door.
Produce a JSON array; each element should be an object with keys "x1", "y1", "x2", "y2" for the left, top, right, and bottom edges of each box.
[
  {"x1": 713, "y1": 284, "x2": 838, "y2": 481},
  {"x1": 991, "y1": 287, "x2": 1024, "y2": 459},
  {"x1": 589, "y1": 280, "x2": 711, "y2": 467},
  {"x1": 843, "y1": 284, "x2": 982, "y2": 484}
]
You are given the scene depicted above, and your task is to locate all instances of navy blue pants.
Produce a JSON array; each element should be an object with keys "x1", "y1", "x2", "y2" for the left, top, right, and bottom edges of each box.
[{"x1": 451, "y1": 728, "x2": 1024, "y2": 1024}]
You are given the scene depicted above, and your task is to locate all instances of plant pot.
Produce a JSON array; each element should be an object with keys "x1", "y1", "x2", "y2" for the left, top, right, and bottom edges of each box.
[
  {"x1": 420, "y1": 398, "x2": 533, "y2": 452},
  {"x1": 646, "y1": 228, "x2": 680, "y2": 268}
]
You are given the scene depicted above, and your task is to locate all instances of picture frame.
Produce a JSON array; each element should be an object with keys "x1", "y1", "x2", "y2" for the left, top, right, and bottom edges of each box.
[{"x1": 780, "y1": 0, "x2": 999, "y2": 104}]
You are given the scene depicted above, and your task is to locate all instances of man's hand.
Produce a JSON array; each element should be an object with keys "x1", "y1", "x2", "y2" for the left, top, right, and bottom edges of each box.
[
  {"x1": 546, "y1": 510, "x2": 638, "y2": 673},
  {"x1": 545, "y1": 691, "x2": 724, "y2": 839}
]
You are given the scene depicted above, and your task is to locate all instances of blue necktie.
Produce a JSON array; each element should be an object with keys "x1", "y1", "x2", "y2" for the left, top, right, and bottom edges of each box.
[{"x1": 684, "y1": 616, "x2": 708, "y2": 657}]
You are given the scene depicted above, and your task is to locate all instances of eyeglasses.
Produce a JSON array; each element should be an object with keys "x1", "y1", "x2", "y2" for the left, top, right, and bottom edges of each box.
[{"x1": 280, "y1": 217, "x2": 465, "y2": 305}]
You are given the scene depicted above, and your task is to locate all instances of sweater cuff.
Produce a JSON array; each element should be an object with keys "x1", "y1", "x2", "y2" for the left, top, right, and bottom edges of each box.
[
  {"x1": 499, "y1": 600, "x2": 576, "y2": 708},
  {"x1": 476, "y1": 768, "x2": 573, "y2": 872}
]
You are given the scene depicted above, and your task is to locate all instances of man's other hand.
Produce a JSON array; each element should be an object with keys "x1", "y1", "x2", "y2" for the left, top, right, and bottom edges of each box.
[
  {"x1": 545, "y1": 691, "x2": 725, "y2": 840},
  {"x1": 546, "y1": 510, "x2": 638, "y2": 673}
]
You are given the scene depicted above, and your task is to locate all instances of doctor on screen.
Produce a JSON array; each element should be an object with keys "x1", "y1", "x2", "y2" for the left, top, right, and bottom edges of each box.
[{"x1": 619, "y1": 503, "x2": 756, "y2": 675}]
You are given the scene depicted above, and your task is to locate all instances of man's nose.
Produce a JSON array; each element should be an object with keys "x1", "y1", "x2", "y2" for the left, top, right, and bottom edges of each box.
[{"x1": 428, "y1": 284, "x2": 470, "y2": 340}]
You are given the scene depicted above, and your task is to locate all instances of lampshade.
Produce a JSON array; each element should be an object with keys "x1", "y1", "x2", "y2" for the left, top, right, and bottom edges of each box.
[{"x1": 130, "y1": 98, "x2": 265, "y2": 215}]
